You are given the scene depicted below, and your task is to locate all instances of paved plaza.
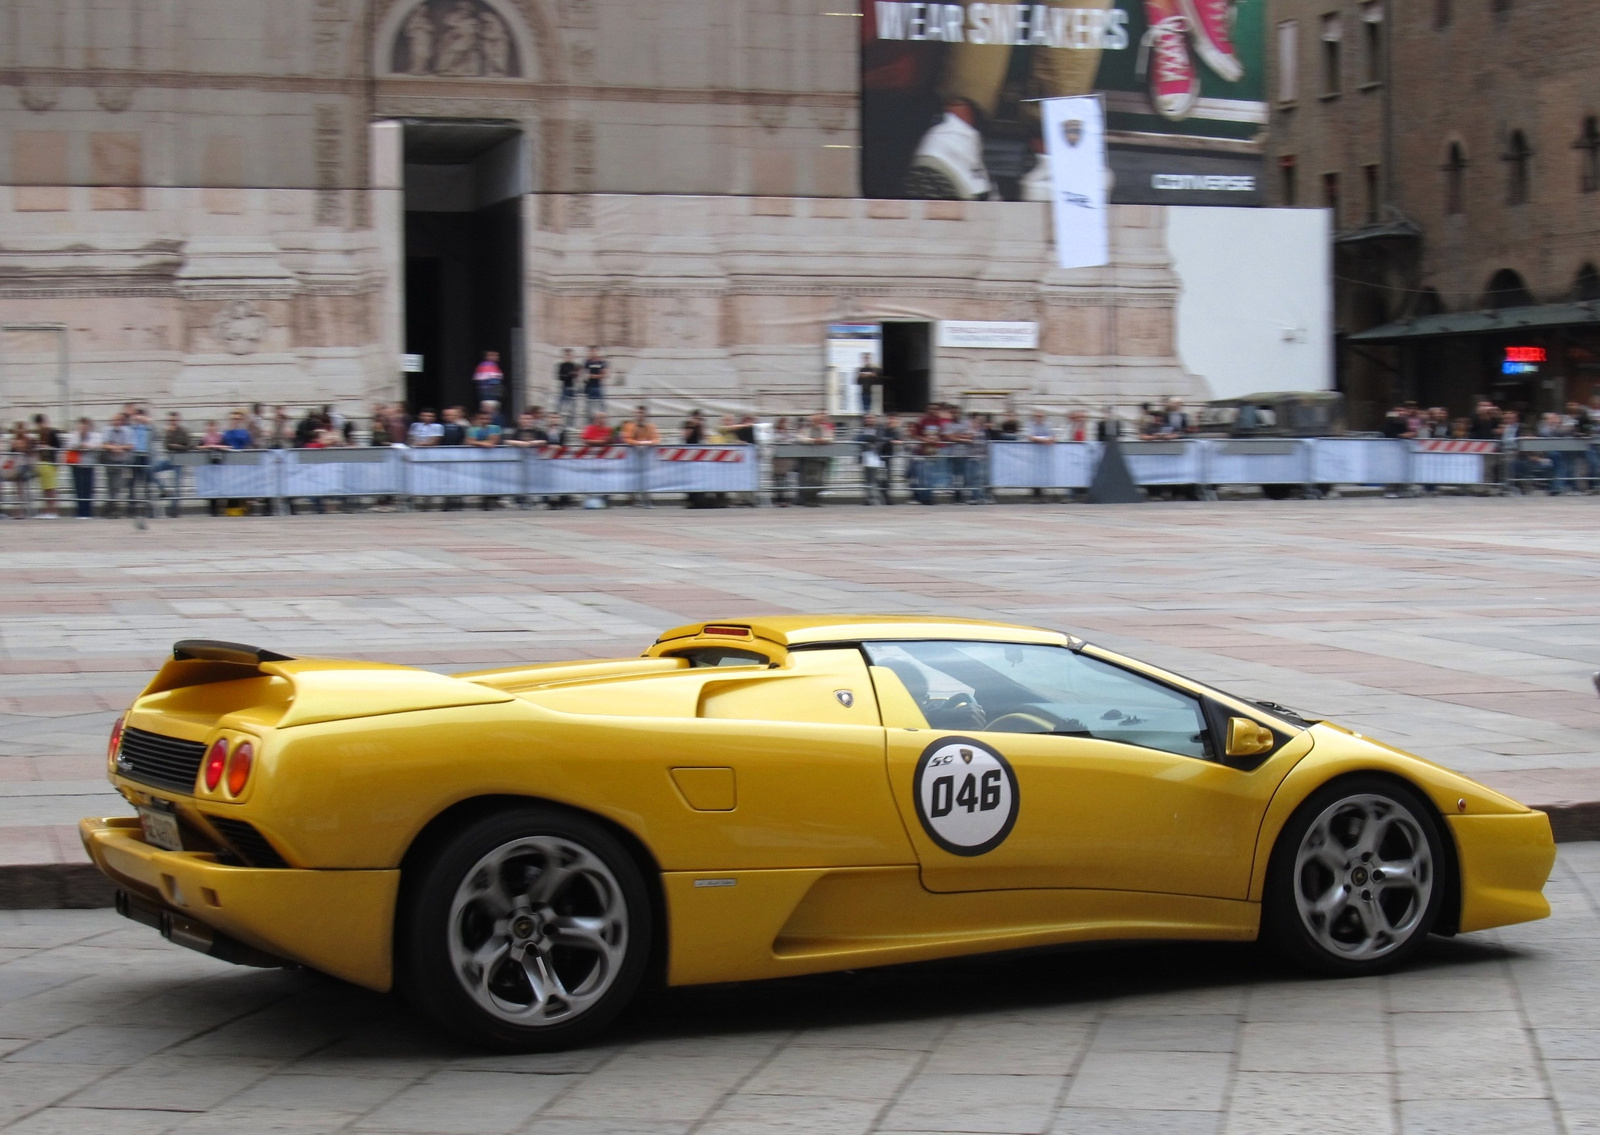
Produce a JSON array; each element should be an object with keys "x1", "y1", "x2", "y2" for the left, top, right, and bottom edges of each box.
[
  {"x1": 0, "y1": 497, "x2": 1599, "y2": 1130},
  {"x1": 2, "y1": 497, "x2": 1599, "y2": 864},
  {"x1": 0, "y1": 845, "x2": 1592, "y2": 1133}
]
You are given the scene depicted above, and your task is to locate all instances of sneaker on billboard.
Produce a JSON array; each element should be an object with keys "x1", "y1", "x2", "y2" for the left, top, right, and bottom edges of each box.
[
  {"x1": 1138, "y1": 2, "x2": 1200, "y2": 122},
  {"x1": 905, "y1": 112, "x2": 993, "y2": 200},
  {"x1": 1180, "y1": 0, "x2": 1244, "y2": 82},
  {"x1": 1020, "y1": 154, "x2": 1052, "y2": 202}
]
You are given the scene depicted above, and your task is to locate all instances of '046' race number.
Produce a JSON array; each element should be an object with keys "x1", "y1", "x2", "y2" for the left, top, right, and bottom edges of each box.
[{"x1": 912, "y1": 737, "x2": 1019, "y2": 856}]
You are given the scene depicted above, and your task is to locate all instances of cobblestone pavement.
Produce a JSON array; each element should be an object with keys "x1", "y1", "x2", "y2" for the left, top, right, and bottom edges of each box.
[
  {"x1": 0, "y1": 842, "x2": 1591, "y2": 1133},
  {"x1": 2, "y1": 497, "x2": 1600, "y2": 864}
]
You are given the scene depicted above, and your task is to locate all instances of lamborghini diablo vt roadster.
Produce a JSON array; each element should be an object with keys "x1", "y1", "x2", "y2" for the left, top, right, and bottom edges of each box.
[{"x1": 83, "y1": 617, "x2": 1555, "y2": 1049}]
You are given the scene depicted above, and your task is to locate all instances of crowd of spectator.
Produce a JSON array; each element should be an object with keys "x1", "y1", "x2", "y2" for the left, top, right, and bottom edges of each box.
[
  {"x1": 6, "y1": 388, "x2": 1600, "y2": 518},
  {"x1": 1382, "y1": 395, "x2": 1600, "y2": 494}
]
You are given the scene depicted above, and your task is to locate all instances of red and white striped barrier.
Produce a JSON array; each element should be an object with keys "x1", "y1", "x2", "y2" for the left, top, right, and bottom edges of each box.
[
  {"x1": 1415, "y1": 439, "x2": 1497, "y2": 454},
  {"x1": 541, "y1": 445, "x2": 628, "y2": 460},
  {"x1": 655, "y1": 447, "x2": 747, "y2": 463}
]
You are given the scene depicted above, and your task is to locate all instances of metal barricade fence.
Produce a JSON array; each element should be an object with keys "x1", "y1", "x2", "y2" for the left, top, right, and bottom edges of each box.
[
  {"x1": 15, "y1": 436, "x2": 1591, "y2": 518},
  {"x1": 1121, "y1": 441, "x2": 1202, "y2": 488},
  {"x1": 1503, "y1": 438, "x2": 1593, "y2": 495},
  {"x1": 404, "y1": 447, "x2": 524, "y2": 505},
  {"x1": 987, "y1": 442, "x2": 1096, "y2": 493},
  {"x1": 1407, "y1": 440, "x2": 1497, "y2": 492},
  {"x1": 283, "y1": 447, "x2": 405, "y2": 508},
  {"x1": 1201, "y1": 439, "x2": 1309, "y2": 498},
  {"x1": 768, "y1": 442, "x2": 869, "y2": 506}
]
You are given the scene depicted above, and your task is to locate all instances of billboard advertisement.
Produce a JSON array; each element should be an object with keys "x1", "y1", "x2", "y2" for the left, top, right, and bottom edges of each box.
[{"x1": 861, "y1": 1, "x2": 1266, "y2": 206}]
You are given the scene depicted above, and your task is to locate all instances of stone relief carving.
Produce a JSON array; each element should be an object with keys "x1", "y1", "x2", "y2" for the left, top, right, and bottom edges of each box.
[
  {"x1": 393, "y1": 0, "x2": 522, "y2": 77},
  {"x1": 94, "y1": 87, "x2": 134, "y2": 113},
  {"x1": 213, "y1": 301, "x2": 270, "y2": 355},
  {"x1": 19, "y1": 81, "x2": 59, "y2": 112},
  {"x1": 810, "y1": 105, "x2": 847, "y2": 134}
]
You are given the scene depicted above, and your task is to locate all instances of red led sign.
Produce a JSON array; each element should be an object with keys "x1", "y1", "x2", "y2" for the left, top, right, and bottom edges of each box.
[{"x1": 1505, "y1": 346, "x2": 1547, "y2": 363}]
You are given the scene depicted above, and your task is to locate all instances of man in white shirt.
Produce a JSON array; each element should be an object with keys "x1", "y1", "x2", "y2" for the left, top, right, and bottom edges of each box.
[{"x1": 408, "y1": 410, "x2": 444, "y2": 447}]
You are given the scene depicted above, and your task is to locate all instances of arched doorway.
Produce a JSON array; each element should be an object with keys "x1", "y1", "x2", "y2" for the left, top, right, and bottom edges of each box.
[
  {"x1": 1484, "y1": 269, "x2": 1535, "y2": 310},
  {"x1": 1575, "y1": 263, "x2": 1600, "y2": 302}
]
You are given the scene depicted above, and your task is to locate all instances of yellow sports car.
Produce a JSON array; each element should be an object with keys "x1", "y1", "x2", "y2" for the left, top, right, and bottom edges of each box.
[{"x1": 82, "y1": 616, "x2": 1555, "y2": 1050}]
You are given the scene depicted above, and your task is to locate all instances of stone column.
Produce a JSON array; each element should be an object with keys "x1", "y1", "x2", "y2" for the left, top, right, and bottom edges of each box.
[{"x1": 369, "y1": 120, "x2": 406, "y2": 407}]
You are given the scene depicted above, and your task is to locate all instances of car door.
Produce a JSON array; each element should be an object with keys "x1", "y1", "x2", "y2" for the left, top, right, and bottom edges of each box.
[{"x1": 868, "y1": 640, "x2": 1298, "y2": 899}]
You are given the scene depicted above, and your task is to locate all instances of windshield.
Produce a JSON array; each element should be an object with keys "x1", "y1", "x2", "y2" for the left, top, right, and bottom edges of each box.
[{"x1": 864, "y1": 640, "x2": 1212, "y2": 760}]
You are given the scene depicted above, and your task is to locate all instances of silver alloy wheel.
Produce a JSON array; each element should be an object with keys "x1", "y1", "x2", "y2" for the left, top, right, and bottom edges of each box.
[
  {"x1": 446, "y1": 835, "x2": 629, "y2": 1026},
  {"x1": 1293, "y1": 793, "x2": 1434, "y2": 962}
]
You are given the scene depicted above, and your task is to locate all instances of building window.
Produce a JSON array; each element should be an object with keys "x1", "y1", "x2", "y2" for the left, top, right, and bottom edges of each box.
[
  {"x1": 1281, "y1": 155, "x2": 1298, "y2": 205},
  {"x1": 1363, "y1": 163, "x2": 1381, "y2": 223},
  {"x1": 1578, "y1": 117, "x2": 1600, "y2": 194},
  {"x1": 1320, "y1": 14, "x2": 1342, "y2": 95},
  {"x1": 1361, "y1": 3, "x2": 1383, "y2": 85},
  {"x1": 1277, "y1": 20, "x2": 1299, "y2": 104},
  {"x1": 1444, "y1": 143, "x2": 1467, "y2": 214},
  {"x1": 1435, "y1": 0, "x2": 1452, "y2": 28},
  {"x1": 1324, "y1": 171, "x2": 1341, "y2": 226},
  {"x1": 1505, "y1": 130, "x2": 1532, "y2": 205}
]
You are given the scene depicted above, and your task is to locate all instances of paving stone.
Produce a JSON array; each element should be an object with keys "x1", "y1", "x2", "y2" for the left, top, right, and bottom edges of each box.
[
  {"x1": 879, "y1": 1071, "x2": 1066, "y2": 1132},
  {"x1": 740, "y1": 1045, "x2": 922, "y2": 1101},
  {"x1": 1397, "y1": 1097, "x2": 1561, "y2": 1135},
  {"x1": 1065, "y1": 1051, "x2": 1230, "y2": 1112},
  {"x1": 696, "y1": 1093, "x2": 883, "y2": 1135},
  {"x1": 352, "y1": 1068, "x2": 576, "y2": 1133},
  {"x1": 5, "y1": 1107, "x2": 181, "y2": 1134},
  {"x1": 1223, "y1": 1072, "x2": 1394, "y2": 1135}
]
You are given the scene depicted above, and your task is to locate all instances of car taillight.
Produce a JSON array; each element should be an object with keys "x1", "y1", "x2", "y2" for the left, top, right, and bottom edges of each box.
[
  {"x1": 226, "y1": 741, "x2": 254, "y2": 796},
  {"x1": 203, "y1": 740, "x2": 228, "y2": 791},
  {"x1": 107, "y1": 716, "x2": 125, "y2": 770}
]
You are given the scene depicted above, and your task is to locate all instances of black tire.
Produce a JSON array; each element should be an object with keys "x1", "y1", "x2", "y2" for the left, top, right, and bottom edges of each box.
[
  {"x1": 398, "y1": 805, "x2": 653, "y2": 1051},
  {"x1": 1263, "y1": 775, "x2": 1445, "y2": 976},
  {"x1": 1261, "y1": 484, "x2": 1294, "y2": 500}
]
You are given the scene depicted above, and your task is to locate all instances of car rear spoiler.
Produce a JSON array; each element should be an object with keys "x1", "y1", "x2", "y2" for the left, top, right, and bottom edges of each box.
[
  {"x1": 172, "y1": 640, "x2": 296, "y2": 666},
  {"x1": 139, "y1": 640, "x2": 299, "y2": 697},
  {"x1": 139, "y1": 640, "x2": 513, "y2": 727}
]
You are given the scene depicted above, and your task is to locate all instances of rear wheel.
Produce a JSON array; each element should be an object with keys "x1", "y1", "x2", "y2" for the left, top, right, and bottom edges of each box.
[
  {"x1": 399, "y1": 806, "x2": 652, "y2": 1050},
  {"x1": 1264, "y1": 777, "x2": 1444, "y2": 975}
]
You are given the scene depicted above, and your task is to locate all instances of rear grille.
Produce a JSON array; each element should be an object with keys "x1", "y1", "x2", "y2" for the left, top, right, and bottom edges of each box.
[
  {"x1": 116, "y1": 727, "x2": 207, "y2": 793},
  {"x1": 207, "y1": 818, "x2": 288, "y2": 868}
]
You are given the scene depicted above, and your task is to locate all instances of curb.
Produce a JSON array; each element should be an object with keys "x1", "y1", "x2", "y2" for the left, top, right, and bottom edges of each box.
[
  {"x1": 1542, "y1": 802, "x2": 1600, "y2": 845},
  {"x1": 0, "y1": 864, "x2": 118, "y2": 910},
  {"x1": 4, "y1": 802, "x2": 1599, "y2": 911}
]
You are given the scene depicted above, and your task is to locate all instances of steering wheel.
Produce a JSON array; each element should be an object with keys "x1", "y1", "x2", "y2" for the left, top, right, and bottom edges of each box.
[
  {"x1": 985, "y1": 712, "x2": 1056, "y2": 734},
  {"x1": 928, "y1": 692, "x2": 986, "y2": 730}
]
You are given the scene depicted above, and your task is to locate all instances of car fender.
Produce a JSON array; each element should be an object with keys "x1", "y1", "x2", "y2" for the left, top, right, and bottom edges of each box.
[{"x1": 1247, "y1": 723, "x2": 1532, "y2": 903}]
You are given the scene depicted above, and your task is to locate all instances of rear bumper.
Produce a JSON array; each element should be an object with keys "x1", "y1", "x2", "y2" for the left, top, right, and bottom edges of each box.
[
  {"x1": 1448, "y1": 810, "x2": 1556, "y2": 933},
  {"x1": 80, "y1": 816, "x2": 399, "y2": 991}
]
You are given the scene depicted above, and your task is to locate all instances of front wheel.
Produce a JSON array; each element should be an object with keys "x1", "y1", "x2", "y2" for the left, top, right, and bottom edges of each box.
[
  {"x1": 1264, "y1": 777, "x2": 1444, "y2": 976},
  {"x1": 399, "y1": 806, "x2": 653, "y2": 1050}
]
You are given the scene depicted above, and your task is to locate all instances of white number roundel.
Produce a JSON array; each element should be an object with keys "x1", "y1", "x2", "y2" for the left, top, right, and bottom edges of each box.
[{"x1": 912, "y1": 737, "x2": 1019, "y2": 857}]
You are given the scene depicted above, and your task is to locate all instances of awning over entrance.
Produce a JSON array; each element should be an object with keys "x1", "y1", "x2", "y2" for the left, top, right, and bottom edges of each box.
[{"x1": 1349, "y1": 301, "x2": 1600, "y2": 343}]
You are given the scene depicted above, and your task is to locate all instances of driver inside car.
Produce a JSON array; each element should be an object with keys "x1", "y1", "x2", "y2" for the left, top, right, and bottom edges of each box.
[{"x1": 884, "y1": 659, "x2": 988, "y2": 731}]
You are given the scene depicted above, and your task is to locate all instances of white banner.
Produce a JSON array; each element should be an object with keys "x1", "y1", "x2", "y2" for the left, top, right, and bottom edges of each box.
[
  {"x1": 936, "y1": 321, "x2": 1039, "y2": 350},
  {"x1": 405, "y1": 448, "x2": 525, "y2": 497},
  {"x1": 1041, "y1": 96, "x2": 1109, "y2": 270},
  {"x1": 192, "y1": 453, "x2": 282, "y2": 499},
  {"x1": 988, "y1": 442, "x2": 1099, "y2": 489}
]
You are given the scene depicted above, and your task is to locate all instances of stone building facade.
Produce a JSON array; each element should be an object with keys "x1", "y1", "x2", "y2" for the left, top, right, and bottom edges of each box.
[
  {"x1": 1, "y1": 0, "x2": 1210, "y2": 424},
  {"x1": 1266, "y1": 0, "x2": 1600, "y2": 424}
]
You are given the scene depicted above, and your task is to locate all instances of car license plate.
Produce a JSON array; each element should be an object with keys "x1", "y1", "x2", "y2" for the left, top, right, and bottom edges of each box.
[{"x1": 138, "y1": 802, "x2": 182, "y2": 851}]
